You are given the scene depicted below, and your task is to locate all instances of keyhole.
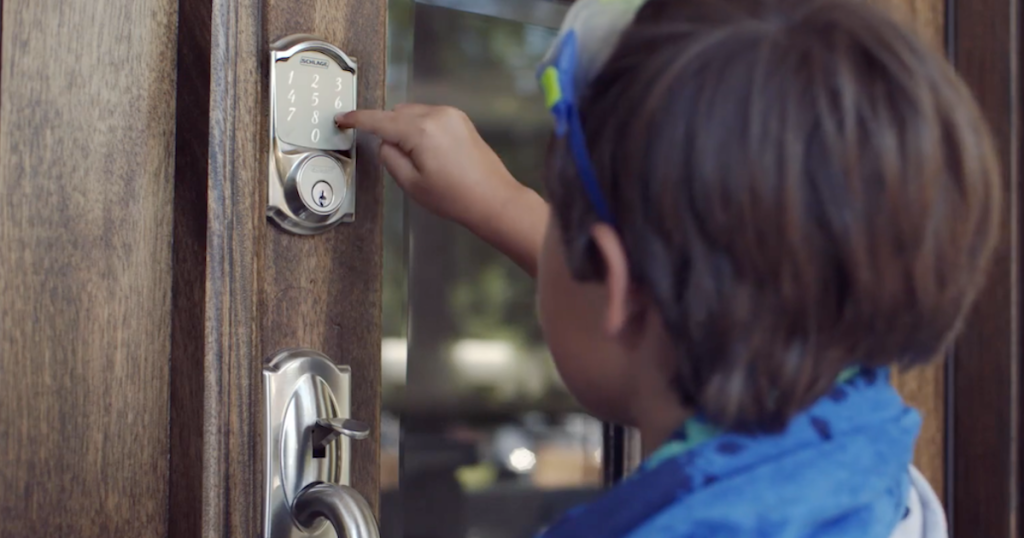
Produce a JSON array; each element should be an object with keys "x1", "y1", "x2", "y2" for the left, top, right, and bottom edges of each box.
[{"x1": 311, "y1": 181, "x2": 334, "y2": 210}]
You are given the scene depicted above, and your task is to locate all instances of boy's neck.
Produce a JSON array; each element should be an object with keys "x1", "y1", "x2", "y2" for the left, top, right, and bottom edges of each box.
[{"x1": 635, "y1": 403, "x2": 693, "y2": 458}]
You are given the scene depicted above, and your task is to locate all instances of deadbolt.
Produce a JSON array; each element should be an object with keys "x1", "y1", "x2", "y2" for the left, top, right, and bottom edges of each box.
[
  {"x1": 267, "y1": 34, "x2": 358, "y2": 235},
  {"x1": 296, "y1": 156, "x2": 344, "y2": 214}
]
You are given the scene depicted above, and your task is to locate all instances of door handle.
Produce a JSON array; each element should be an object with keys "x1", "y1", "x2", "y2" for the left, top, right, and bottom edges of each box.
[
  {"x1": 311, "y1": 418, "x2": 370, "y2": 458},
  {"x1": 294, "y1": 483, "x2": 380, "y2": 538},
  {"x1": 263, "y1": 348, "x2": 379, "y2": 538}
]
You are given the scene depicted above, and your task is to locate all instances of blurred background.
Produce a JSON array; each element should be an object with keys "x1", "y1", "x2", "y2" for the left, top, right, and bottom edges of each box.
[{"x1": 379, "y1": 1, "x2": 608, "y2": 537}]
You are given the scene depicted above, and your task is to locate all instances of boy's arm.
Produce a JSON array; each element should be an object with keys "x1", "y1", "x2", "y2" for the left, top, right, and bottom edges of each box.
[
  {"x1": 470, "y1": 182, "x2": 548, "y2": 278},
  {"x1": 336, "y1": 105, "x2": 548, "y2": 277}
]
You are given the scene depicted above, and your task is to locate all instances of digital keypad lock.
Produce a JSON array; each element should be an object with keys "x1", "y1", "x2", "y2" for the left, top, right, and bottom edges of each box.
[{"x1": 267, "y1": 35, "x2": 357, "y2": 235}]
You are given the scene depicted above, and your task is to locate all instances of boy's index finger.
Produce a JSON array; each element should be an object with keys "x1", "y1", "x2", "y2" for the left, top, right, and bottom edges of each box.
[
  {"x1": 333, "y1": 109, "x2": 382, "y2": 132},
  {"x1": 335, "y1": 109, "x2": 415, "y2": 146}
]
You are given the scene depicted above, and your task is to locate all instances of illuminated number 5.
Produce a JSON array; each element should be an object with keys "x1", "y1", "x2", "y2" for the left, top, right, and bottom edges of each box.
[
  {"x1": 311, "y1": 92, "x2": 319, "y2": 106},
  {"x1": 311, "y1": 129, "x2": 321, "y2": 142}
]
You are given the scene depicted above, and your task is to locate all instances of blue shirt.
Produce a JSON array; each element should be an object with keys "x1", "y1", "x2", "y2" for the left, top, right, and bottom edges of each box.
[{"x1": 540, "y1": 369, "x2": 920, "y2": 538}]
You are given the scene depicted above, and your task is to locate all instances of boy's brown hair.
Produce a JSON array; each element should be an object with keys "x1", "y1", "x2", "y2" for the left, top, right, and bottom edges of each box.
[{"x1": 544, "y1": 0, "x2": 1001, "y2": 431}]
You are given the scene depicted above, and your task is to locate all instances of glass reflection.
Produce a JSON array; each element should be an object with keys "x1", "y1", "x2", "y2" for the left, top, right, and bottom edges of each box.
[{"x1": 381, "y1": 3, "x2": 604, "y2": 538}]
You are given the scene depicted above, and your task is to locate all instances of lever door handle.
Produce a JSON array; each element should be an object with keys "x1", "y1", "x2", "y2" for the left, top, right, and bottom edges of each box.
[{"x1": 311, "y1": 418, "x2": 370, "y2": 458}]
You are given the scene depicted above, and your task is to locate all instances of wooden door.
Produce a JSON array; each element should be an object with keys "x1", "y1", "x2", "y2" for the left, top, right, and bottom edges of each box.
[
  {"x1": 0, "y1": 0, "x2": 179, "y2": 534},
  {"x1": 0, "y1": 0, "x2": 387, "y2": 536}
]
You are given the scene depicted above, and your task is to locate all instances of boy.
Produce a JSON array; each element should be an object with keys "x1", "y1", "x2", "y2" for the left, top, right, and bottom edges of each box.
[{"x1": 338, "y1": 0, "x2": 999, "y2": 536}]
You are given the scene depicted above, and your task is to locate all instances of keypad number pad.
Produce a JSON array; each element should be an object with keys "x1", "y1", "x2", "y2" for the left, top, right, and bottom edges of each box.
[{"x1": 274, "y1": 51, "x2": 355, "y2": 151}]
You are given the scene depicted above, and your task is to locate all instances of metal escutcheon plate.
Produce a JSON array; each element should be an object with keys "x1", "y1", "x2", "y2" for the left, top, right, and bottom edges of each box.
[
  {"x1": 267, "y1": 34, "x2": 358, "y2": 235},
  {"x1": 263, "y1": 348, "x2": 355, "y2": 538}
]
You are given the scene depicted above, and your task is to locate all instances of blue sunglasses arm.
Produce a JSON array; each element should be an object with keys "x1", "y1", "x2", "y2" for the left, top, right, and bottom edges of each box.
[{"x1": 540, "y1": 32, "x2": 617, "y2": 225}]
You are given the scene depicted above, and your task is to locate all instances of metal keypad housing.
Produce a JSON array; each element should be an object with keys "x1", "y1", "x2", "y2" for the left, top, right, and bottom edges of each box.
[{"x1": 268, "y1": 35, "x2": 357, "y2": 235}]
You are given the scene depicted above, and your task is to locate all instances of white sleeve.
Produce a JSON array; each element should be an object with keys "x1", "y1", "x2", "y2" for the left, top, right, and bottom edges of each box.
[{"x1": 889, "y1": 466, "x2": 947, "y2": 538}]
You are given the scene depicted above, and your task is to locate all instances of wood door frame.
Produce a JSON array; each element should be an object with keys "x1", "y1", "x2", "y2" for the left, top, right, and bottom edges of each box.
[
  {"x1": 169, "y1": 1, "x2": 387, "y2": 537},
  {"x1": 946, "y1": 0, "x2": 1022, "y2": 535}
]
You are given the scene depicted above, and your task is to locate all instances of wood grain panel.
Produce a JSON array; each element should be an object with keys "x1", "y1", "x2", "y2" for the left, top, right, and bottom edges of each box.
[
  {"x1": 873, "y1": 0, "x2": 947, "y2": 500},
  {"x1": 948, "y1": 0, "x2": 1020, "y2": 535},
  {"x1": 0, "y1": 0, "x2": 179, "y2": 535},
  {"x1": 178, "y1": 1, "x2": 387, "y2": 536},
  {"x1": 169, "y1": 0, "x2": 267, "y2": 536},
  {"x1": 200, "y1": 0, "x2": 265, "y2": 535},
  {"x1": 261, "y1": 0, "x2": 387, "y2": 514}
]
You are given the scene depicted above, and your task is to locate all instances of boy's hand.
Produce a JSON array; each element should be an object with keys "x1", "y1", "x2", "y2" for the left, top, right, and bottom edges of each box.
[
  {"x1": 335, "y1": 104, "x2": 524, "y2": 230},
  {"x1": 336, "y1": 104, "x2": 549, "y2": 276}
]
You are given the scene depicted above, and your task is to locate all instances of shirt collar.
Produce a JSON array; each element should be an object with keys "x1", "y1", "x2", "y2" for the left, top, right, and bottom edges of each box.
[{"x1": 642, "y1": 366, "x2": 863, "y2": 472}]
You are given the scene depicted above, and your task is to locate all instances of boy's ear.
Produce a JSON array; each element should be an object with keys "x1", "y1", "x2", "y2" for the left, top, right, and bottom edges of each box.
[{"x1": 590, "y1": 223, "x2": 638, "y2": 335}]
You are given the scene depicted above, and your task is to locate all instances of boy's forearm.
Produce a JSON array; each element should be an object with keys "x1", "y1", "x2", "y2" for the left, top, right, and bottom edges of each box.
[{"x1": 465, "y1": 183, "x2": 549, "y2": 278}]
